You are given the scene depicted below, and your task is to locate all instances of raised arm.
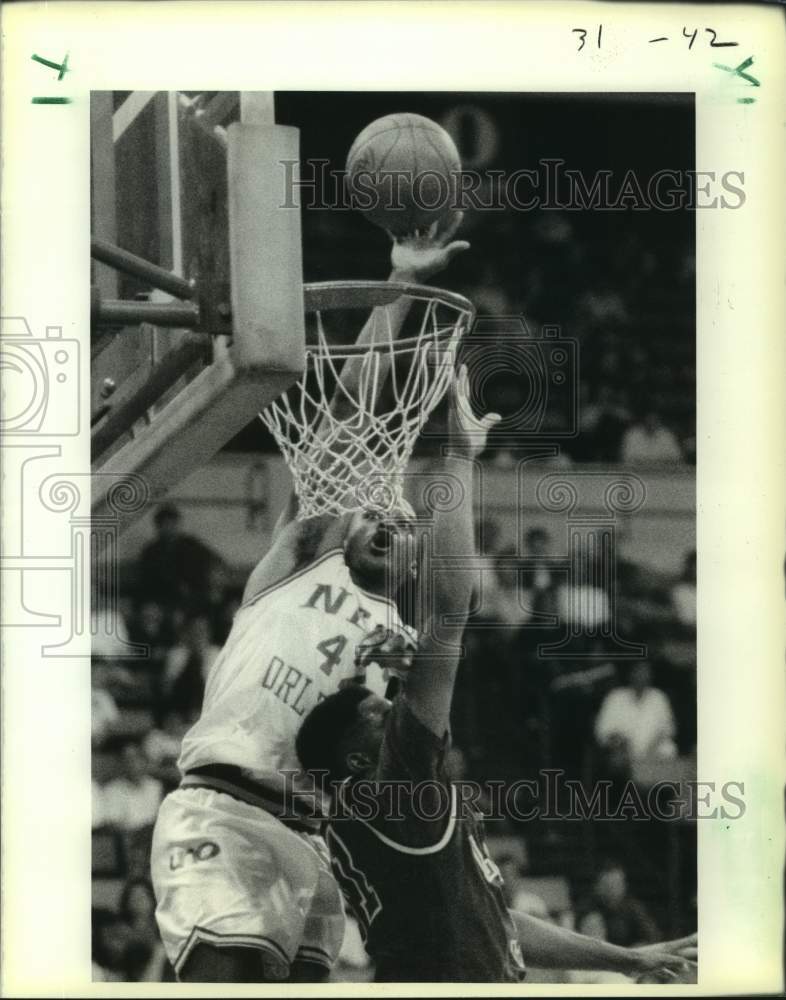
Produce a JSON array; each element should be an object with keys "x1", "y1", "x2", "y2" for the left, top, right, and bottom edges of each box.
[
  {"x1": 328, "y1": 214, "x2": 469, "y2": 419},
  {"x1": 403, "y1": 365, "x2": 500, "y2": 736}
]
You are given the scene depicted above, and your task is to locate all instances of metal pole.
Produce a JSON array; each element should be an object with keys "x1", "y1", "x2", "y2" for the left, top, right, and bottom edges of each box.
[
  {"x1": 92, "y1": 293, "x2": 200, "y2": 330},
  {"x1": 91, "y1": 236, "x2": 197, "y2": 301},
  {"x1": 177, "y1": 93, "x2": 229, "y2": 151}
]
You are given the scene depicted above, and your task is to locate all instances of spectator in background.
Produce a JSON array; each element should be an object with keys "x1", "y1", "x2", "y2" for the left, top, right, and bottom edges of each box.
[
  {"x1": 98, "y1": 740, "x2": 163, "y2": 832},
  {"x1": 118, "y1": 879, "x2": 172, "y2": 981},
  {"x1": 611, "y1": 521, "x2": 675, "y2": 642},
  {"x1": 594, "y1": 661, "x2": 677, "y2": 770},
  {"x1": 519, "y1": 214, "x2": 585, "y2": 322},
  {"x1": 162, "y1": 613, "x2": 219, "y2": 718},
  {"x1": 574, "y1": 384, "x2": 632, "y2": 463},
  {"x1": 126, "y1": 600, "x2": 173, "y2": 715},
  {"x1": 556, "y1": 563, "x2": 610, "y2": 633},
  {"x1": 620, "y1": 410, "x2": 682, "y2": 465},
  {"x1": 144, "y1": 710, "x2": 189, "y2": 791},
  {"x1": 576, "y1": 909, "x2": 609, "y2": 940},
  {"x1": 477, "y1": 515, "x2": 502, "y2": 559},
  {"x1": 92, "y1": 907, "x2": 152, "y2": 982},
  {"x1": 491, "y1": 553, "x2": 533, "y2": 629},
  {"x1": 519, "y1": 527, "x2": 556, "y2": 616},
  {"x1": 467, "y1": 518, "x2": 505, "y2": 623},
  {"x1": 92, "y1": 659, "x2": 120, "y2": 748},
  {"x1": 144, "y1": 710, "x2": 188, "y2": 769},
  {"x1": 92, "y1": 778, "x2": 107, "y2": 829},
  {"x1": 680, "y1": 431, "x2": 696, "y2": 466},
  {"x1": 92, "y1": 597, "x2": 134, "y2": 661},
  {"x1": 127, "y1": 600, "x2": 172, "y2": 669},
  {"x1": 671, "y1": 548, "x2": 696, "y2": 628},
  {"x1": 136, "y1": 504, "x2": 220, "y2": 611},
  {"x1": 201, "y1": 560, "x2": 236, "y2": 644},
  {"x1": 578, "y1": 861, "x2": 660, "y2": 949},
  {"x1": 549, "y1": 639, "x2": 617, "y2": 778}
]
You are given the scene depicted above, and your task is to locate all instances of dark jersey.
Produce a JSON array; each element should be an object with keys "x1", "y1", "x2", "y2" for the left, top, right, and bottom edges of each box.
[{"x1": 323, "y1": 698, "x2": 526, "y2": 982}]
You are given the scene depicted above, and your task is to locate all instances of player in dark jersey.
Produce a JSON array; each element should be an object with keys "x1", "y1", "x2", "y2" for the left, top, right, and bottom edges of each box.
[{"x1": 296, "y1": 367, "x2": 697, "y2": 983}]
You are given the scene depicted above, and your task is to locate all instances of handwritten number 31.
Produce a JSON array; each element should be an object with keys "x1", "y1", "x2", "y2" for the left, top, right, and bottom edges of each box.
[{"x1": 573, "y1": 26, "x2": 602, "y2": 52}]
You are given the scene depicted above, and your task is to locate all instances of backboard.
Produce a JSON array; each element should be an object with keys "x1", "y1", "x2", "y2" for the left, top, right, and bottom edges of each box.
[{"x1": 90, "y1": 91, "x2": 305, "y2": 530}]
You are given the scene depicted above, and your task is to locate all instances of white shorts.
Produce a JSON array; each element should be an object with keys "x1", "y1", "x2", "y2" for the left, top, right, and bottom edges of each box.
[{"x1": 150, "y1": 786, "x2": 345, "y2": 979}]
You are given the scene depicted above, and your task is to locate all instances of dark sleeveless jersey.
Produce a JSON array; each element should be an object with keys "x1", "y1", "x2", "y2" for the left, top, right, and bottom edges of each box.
[{"x1": 323, "y1": 698, "x2": 526, "y2": 982}]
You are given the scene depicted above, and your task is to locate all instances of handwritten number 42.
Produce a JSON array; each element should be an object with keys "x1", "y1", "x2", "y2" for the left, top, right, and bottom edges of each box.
[{"x1": 683, "y1": 27, "x2": 738, "y2": 49}]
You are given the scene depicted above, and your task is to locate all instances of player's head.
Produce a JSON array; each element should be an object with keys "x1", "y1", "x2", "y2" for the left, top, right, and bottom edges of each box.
[
  {"x1": 342, "y1": 506, "x2": 417, "y2": 596},
  {"x1": 628, "y1": 660, "x2": 652, "y2": 693},
  {"x1": 119, "y1": 739, "x2": 149, "y2": 783},
  {"x1": 153, "y1": 503, "x2": 181, "y2": 539},
  {"x1": 296, "y1": 685, "x2": 391, "y2": 788},
  {"x1": 594, "y1": 860, "x2": 628, "y2": 906},
  {"x1": 525, "y1": 526, "x2": 550, "y2": 555},
  {"x1": 118, "y1": 878, "x2": 157, "y2": 923}
]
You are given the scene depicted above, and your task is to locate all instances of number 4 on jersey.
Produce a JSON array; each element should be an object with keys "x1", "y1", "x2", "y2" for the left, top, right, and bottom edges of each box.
[{"x1": 317, "y1": 634, "x2": 348, "y2": 675}]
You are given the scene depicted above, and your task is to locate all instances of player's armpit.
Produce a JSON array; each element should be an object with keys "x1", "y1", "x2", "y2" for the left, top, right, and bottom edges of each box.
[
  {"x1": 270, "y1": 490, "x2": 300, "y2": 538},
  {"x1": 377, "y1": 696, "x2": 448, "y2": 785},
  {"x1": 401, "y1": 624, "x2": 465, "y2": 739},
  {"x1": 241, "y1": 512, "x2": 344, "y2": 602}
]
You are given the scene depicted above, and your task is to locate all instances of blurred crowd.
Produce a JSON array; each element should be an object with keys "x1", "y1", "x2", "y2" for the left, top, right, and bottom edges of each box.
[
  {"x1": 306, "y1": 209, "x2": 696, "y2": 470},
  {"x1": 458, "y1": 215, "x2": 695, "y2": 467},
  {"x1": 92, "y1": 500, "x2": 696, "y2": 981},
  {"x1": 91, "y1": 504, "x2": 238, "y2": 981}
]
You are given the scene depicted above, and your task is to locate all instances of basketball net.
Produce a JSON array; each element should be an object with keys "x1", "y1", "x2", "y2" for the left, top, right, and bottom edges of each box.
[{"x1": 260, "y1": 281, "x2": 474, "y2": 520}]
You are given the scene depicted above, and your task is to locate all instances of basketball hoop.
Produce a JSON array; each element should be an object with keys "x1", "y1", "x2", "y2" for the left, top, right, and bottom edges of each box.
[{"x1": 260, "y1": 281, "x2": 474, "y2": 520}]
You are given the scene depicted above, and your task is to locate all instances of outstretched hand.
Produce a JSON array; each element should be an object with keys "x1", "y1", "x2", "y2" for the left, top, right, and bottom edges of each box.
[
  {"x1": 354, "y1": 623, "x2": 418, "y2": 681},
  {"x1": 390, "y1": 211, "x2": 470, "y2": 282},
  {"x1": 448, "y1": 364, "x2": 501, "y2": 459},
  {"x1": 629, "y1": 939, "x2": 697, "y2": 984},
  {"x1": 635, "y1": 931, "x2": 698, "y2": 965}
]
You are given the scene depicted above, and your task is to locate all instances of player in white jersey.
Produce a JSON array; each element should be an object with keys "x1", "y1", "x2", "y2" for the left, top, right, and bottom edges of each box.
[{"x1": 150, "y1": 215, "x2": 469, "y2": 982}]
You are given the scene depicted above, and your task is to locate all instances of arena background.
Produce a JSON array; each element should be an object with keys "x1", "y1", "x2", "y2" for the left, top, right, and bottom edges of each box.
[{"x1": 91, "y1": 91, "x2": 696, "y2": 982}]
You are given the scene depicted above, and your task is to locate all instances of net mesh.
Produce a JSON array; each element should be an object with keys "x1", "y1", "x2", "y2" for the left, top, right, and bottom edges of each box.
[{"x1": 260, "y1": 282, "x2": 474, "y2": 519}]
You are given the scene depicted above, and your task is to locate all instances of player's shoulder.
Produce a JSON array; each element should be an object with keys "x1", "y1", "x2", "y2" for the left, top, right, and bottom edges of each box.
[
  {"x1": 241, "y1": 544, "x2": 348, "y2": 609},
  {"x1": 335, "y1": 770, "x2": 458, "y2": 855}
]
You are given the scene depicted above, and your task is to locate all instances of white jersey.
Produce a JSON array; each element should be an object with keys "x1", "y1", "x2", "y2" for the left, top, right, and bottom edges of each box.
[{"x1": 178, "y1": 549, "x2": 401, "y2": 792}]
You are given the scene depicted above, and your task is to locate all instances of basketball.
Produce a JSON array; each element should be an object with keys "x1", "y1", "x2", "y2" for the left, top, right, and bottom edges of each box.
[{"x1": 346, "y1": 113, "x2": 461, "y2": 236}]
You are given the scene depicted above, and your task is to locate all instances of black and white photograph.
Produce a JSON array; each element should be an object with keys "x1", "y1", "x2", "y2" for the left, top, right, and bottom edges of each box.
[{"x1": 2, "y1": 2, "x2": 784, "y2": 995}]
